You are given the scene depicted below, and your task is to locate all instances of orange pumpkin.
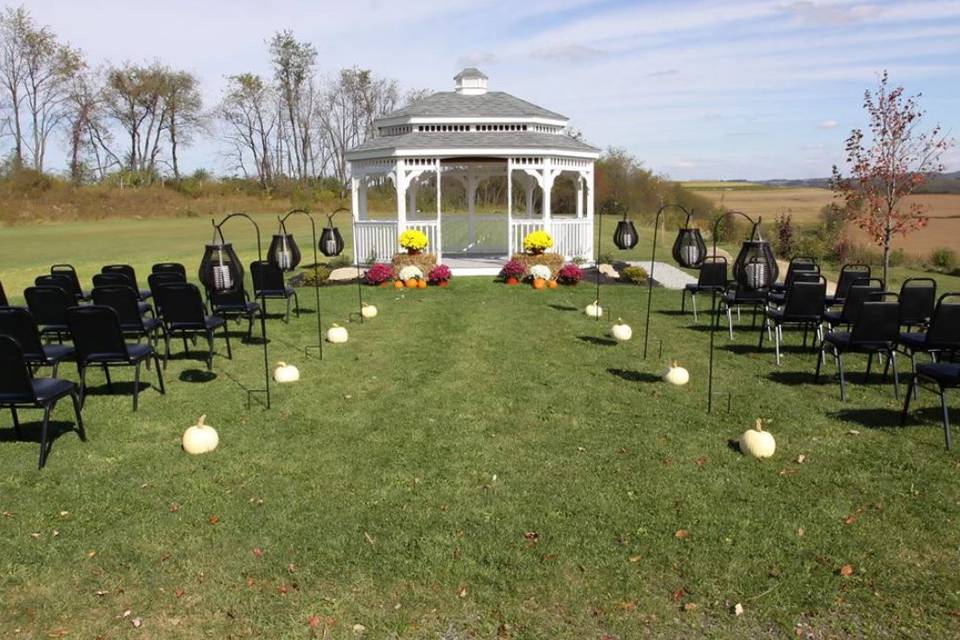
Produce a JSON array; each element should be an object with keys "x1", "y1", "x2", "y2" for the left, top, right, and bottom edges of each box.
[
  {"x1": 417, "y1": 279, "x2": 427, "y2": 289},
  {"x1": 532, "y1": 278, "x2": 546, "y2": 290},
  {"x1": 393, "y1": 280, "x2": 404, "y2": 289},
  {"x1": 405, "y1": 278, "x2": 419, "y2": 288},
  {"x1": 547, "y1": 279, "x2": 558, "y2": 289}
]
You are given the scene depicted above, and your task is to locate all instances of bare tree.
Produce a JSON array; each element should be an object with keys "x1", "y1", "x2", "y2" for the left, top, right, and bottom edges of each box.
[
  {"x1": 217, "y1": 73, "x2": 277, "y2": 187},
  {"x1": 64, "y1": 68, "x2": 118, "y2": 182},
  {"x1": 103, "y1": 62, "x2": 172, "y2": 175},
  {"x1": 164, "y1": 70, "x2": 202, "y2": 180},
  {"x1": 270, "y1": 30, "x2": 316, "y2": 180},
  {"x1": 0, "y1": 6, "x2": 30, "y2": 168}
]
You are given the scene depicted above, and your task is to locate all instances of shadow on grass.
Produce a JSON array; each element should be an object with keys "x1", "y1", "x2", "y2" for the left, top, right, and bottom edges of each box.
[
  {"x1": 607, "y1": 368, "x2": 662, "y2": 383},
  {"x1": 81, "y1": 380, "x2": 155, "y2": 397},
  {"x1": 767, "y1": 370, "x2": 819, "y2": 386},
  {"x1": 549, "y1": 304, "x2": 578, "y2": 312},
  {"x1": 0, "y1": 419, "x2": 79, "y2": 445},
  {"x1": 829, "y1": 408, "x2": 904, "y2": 429},
  {"x1": 179, "y1": 369, "x2": 217, "y2": 383},
  {"x1": 578, "y1": 335, "x2": 618, "y2": 347}
]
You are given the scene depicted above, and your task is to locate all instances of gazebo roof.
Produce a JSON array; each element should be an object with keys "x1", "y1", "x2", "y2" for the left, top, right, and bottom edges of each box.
[
  {"x1": 347, "y1": 130, "x2": 599, "y2": 158},
  {"x1": 378, "y1": 90, "x2": 567, "y2": 122}
]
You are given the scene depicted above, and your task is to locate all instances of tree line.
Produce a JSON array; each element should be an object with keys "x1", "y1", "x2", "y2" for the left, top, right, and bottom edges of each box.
[{"x1": 0, "y1": 6, "x2": 420, "y2": 187}]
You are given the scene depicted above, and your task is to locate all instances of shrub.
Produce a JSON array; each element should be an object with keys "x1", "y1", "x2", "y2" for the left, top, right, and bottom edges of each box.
[
  {"x1": 622, "y1": 265, "x2": 648, "y2": 284},
  {"x1": 557, "y1": 263, "x2": 583, "y2": 284},
  {"x1": 820, "y1": 204, "x2": 847, "y2": 234},
  {"x1": 364, "y1": 263, "x2": 395, "y2": 285},
  {"x1": 295, "y1": 266, "x2": 330, "y2": 287},
  {"x1": 428, "y1": 264, "x2": 452, "y2": 283},
  {"x1": 930, "y1": 247, "x2": 957, "y2": 271},
  {"x1": 774, "y1": 213, "x2": 794, "y2": 258}
]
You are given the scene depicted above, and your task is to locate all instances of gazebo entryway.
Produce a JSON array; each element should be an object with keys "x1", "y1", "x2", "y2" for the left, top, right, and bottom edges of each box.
[{"x1": 346, "y1": 68, "x2": 599, "y2": 275}]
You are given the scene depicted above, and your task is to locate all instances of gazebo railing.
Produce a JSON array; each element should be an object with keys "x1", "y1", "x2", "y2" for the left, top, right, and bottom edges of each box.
[
  {"x1": 354, "y1": 220, "x2": 398, "y2": 264},
  {"x1": 509, "y1": 218, "x2": 592, "y2": 261},
  {"x1": 403, "y1": 221, "x2": 441, "y2": 262}
]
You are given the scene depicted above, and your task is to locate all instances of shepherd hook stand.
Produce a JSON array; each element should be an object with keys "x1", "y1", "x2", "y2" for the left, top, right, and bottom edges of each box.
[
  {"x1": 642, "y1": 203, "x2": 694, "y2": 359},
  {"x1": 279, "y1": 208, "x2": 324, "y2": 359}
]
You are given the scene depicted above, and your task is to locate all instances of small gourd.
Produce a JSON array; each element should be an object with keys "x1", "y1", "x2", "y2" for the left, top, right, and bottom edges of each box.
[
  {"x1": 405, "y1": 279, "x2": 419, "y2": 289},
  {"x1": 740, "y1": 418, "x2": 776, "y2": 459},
  {"x1": 547, "y1": 280, "x2": 558, "y2": 289},
  {"x1": 611, "y1": 318, "x2": 632, "y2": 341},
  {"x1": 326, "y1": 323, "x2": 349, "y2": 343},
  {"x1": 663, "y1": 360, "x2": 689, "y2": 386},
  {"x1": 393, "y1": 280, "x2": 404, "y2": 289},
  {"x1": 182, "y1": 415, "x2": 218, "y2": 455},
  {"x1": 585, "y1": 300, "x2": 603, "y2": 318},
  {"x1": 417, "y1": 279, "x2": 427, "y2": 289},
  {"x1": 273, "y1": 361, "x2": 300, "y2": 383},
  {"x1": 361, "y1": 303, "x2": 378, "y2": 319},
  {"x1": 532, "y1": 278, "x2": 546, "y2": 290}
]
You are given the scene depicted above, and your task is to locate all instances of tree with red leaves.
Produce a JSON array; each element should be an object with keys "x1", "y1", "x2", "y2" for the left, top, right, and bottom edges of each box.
[{"x1": 831, "y1": 71, "x2": 952, "y2": 285}]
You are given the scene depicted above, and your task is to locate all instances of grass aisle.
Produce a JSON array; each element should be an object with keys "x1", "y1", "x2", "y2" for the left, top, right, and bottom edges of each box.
[{"x1": 1, "y1": 279, "x2": 959, "y2": 638}]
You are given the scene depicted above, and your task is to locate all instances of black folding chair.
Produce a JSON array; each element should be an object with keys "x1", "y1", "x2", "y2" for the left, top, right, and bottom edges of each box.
[
  {"x1": 101, "y1": 265, "x2": 151, "y2": 301},
  {"x1": 768, "y1": 260, "x2": 819, "y2": 305},
  {"x1": 147, "y1": 272, "x2": 185, "y2": 316},
  {"x1": 93, "y1": 273, "x2": 152, "y2": 316},
  {"x1": 0, "y1": 335, "x2": 84, "y2": 469},
  {"x1": 898, "y1": 277, "x2": 937, "y2": 329},
  {"x1": 681, "y1": 257, "x2": 727, "y2": 321},
  {"x1": 823, "y1": 278, "x2": 884, "y2": 330},
  {"x1": 51, "y1": 264, "x2": 89, "y2": 301},
  {"x1": 24, "y1": 285, "x2": 73, "y2": 342},
  {"x1": 91, "y1": 285, "x2": 164, "y2": 346},
  {"x1": 251, "y1": 260, "x2": 299, "y2": 323},
  {"x1": 902, "y1": 362, "x2": 958, "y2": 450},
  {"x1": 717, "y1": 281, "x2": 767, "y2": 339},
  {"x1": 67, "y1": 305, "x2": 165, "y2": 411},
  {"x1": 816, "y1": 294, "x2": 902, "y2": 401},
  {"x1": 35, "y1": 274, "x2": 78, "y2": 301},
  {"x1": 898, "y1": 293, "x2": 960, "y2": 393},
  {"x1": 0, "y1": 307, "x2": 74, "y2": 377},
  {"x1": 759, "y1": 277, "x2": 827, "y2": 365},
  {"x1": 825, "y1": 263, "x2": 871, "y2": 307},
  {"x1": 156, "y1": 283, "x2": 231, "y2": 370},
  {"x1": 151, "y1": 263, "x2": 187, "y2": 280},
  {"x1": 207, "y1": 287, "x2": 261, "y2": 340}
]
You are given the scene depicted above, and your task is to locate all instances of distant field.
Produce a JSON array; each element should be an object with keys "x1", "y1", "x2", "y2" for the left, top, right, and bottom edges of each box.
[
  {"x1": 691, "y1": 186, "x2": 960, "y2": 256},
  {"x1": 680, "y1": 181, "x2": 765, "y2": 190}
]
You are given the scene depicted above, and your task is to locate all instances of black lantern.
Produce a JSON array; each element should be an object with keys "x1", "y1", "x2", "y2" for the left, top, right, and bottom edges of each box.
[
  {"x1": 733, "y1": 222, "x2": 779, "y2": 291},
  {"x1": 319, "y1": 211, "x2": 345, "y2": 257},
  {"x1": 199, "y1": 227, "x2": 244, "y2": 293},
  {"x1": 268, "y1": 221, "x2": 302, "y2": 271},
  {"x1": 672, "y1": 214, "x2": 707, "y2": 268},
  {"x1": 613, "y1": 214, "x2": 639, "y2": 250}
]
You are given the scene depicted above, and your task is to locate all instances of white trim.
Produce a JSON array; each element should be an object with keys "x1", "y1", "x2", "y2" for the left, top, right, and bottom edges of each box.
[
  {"x1": 347, "y1": 147, "x2": 600, "y2": 161},
  {"x1": 374, "y1": 115, "x2": 568, "y2": 128}
]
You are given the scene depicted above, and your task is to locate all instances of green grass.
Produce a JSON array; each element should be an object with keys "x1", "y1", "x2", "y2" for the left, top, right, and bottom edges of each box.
[{"x1": 2, "y1": 218, "x2": 960, "y2": 638}]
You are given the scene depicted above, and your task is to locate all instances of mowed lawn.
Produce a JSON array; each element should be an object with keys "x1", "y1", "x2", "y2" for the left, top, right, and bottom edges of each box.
[{"x1": 1, "y1": 218, "x2": 960, "y2": 638}]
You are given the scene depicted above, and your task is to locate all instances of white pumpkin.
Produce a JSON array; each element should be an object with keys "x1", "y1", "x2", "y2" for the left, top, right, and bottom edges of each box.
[
  {"x1": 326, "y1": 323, "x2": 349, "y2": 343},
  {"x1": 611, "y1": 318, "x2": 632, "y2": 341},
  {"x1": 361, "y1": 303, "x2": 378, "y2": 319},
  {"x1": 663, "y1": 360, "x2": 690, "y2": 386},
  {"x1": 585, "y1": 300, "x2": 603, "y2": 318},
  {"x1": 273, "y1": 361, "x2": 300, "y2": 383},
  {"x1": 182, "y1": 415, "x2": 218, "y2": 455},
  {"x1": 740, "y1": 418, "x2": 776, "y2": 459}
]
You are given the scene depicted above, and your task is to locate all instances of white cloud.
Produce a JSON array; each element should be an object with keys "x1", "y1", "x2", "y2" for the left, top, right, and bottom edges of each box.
[
  {"x1": 819, "y1": 119, "x2": 839, "y2": 129},
  {"x1": 778, "y1": 1, "x2": 883, "y2": 26}
]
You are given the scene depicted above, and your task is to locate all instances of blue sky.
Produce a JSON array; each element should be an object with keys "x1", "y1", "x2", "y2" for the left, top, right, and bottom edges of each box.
[{"x1": 30, "y1": 0, "x2": 960, "y2": 180}]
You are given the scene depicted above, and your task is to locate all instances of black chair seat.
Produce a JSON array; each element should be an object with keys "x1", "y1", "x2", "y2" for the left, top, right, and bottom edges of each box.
[
  {"x1": 83, "y1": 343, "x2": 153, "y2": 363},
  {"x1": 169, "y1": 316, "x2": 225, "y2": 331},
  {"x1": 825, "y1": 331, "x2": 893, "y2": 351},
  {"x1": 41, "y1": 343, "x2": 74, "y2": 362},
  {"x1": 258, "y1": 288, "x2": 296, "y2": 298},
  {"x1": 823, "y1": 310, "x2": 843, "y2": 325},
  {"x1": 898, "y1": 332, "x2": 927, "y2": 349},
  {"x1": 30, "y1": 377, "x2": 77, "y2": 403},
  {"x1": 916, "y1": 362, "x2": 960, "y2": 386},
  {"x1": 138, "y1": 289, "x2": 152, "y2": 301},
  {"x1": 218, "y1": 301, "x2": 260, "y2": 313},
  {"x1": 122, "y1": 316, "x2": 162, "y2": 333}
]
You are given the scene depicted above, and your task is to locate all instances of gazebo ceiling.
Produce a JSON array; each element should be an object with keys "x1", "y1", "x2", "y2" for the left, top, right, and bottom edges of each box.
[{"x1": 347, "y1": 130, "x2": 599, "y2": 159}]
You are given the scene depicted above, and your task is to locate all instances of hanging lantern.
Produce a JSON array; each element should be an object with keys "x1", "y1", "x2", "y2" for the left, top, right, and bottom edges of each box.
[
  {"x1": 612, "y1": 213, "x2": 639, "y2": 250},
  {"x1": 319, "y1": 213, "x2": 345, "y2": 257},
  {"x1": 268, "y1": 220, "x2": 302, "y2": 272},
  {"x1": 671, "y1": 213, "x2": 707, "y2": 268},
  {"x1": 733, "y1": 222, "x2": 779, "y2": 291},
  {"x1": 198, "y1": 226, "x2": 244, "y2": 293}
]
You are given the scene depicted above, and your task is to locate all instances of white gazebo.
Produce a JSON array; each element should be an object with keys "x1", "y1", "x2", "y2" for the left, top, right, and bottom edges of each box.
[{"x1": 346, "y1": 68, "x2": 600, "y2": 274}]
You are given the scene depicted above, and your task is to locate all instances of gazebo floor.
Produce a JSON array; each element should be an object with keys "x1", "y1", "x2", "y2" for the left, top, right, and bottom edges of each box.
[{"x1": 444, "y1": 253, "x2": 507, "y2": 276}]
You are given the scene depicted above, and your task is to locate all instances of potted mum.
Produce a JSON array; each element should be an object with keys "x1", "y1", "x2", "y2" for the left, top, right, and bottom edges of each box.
[
  {"x1": 428, "y1": 264, "x2": 452, "y2": 287},
  {"x1": 522, "y1": 229, "x2": 553, "y2": 256},
  {"x1": 398, "y1": 265, "x2": 424, "y2": 288},
  {"x1": 399, "y1": 229, "x2": 429, "y2": 255},
  {"x1": 557, "y1": 263, "x2": 583, "y2": 286},
  {"x1": 500, "y1": 259, "x2": 525, "y2": 285},
  {"x1": 365, "y1": 263, "x2": 395, "y2": 287}
]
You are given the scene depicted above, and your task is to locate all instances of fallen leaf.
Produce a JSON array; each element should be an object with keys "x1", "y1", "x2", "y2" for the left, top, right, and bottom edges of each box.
[
  {"x1": 844, "y1": 513, "x2": 860, "y2": 525},
  {"x1": 131, "y1": 617, "x2": 142, "y2": 628},
  {"x1": 252, "y1": 547, "x2": 263, "y2": 558},
  {"x1": 523, "y1": 531, "x2": 539, "y2": 546},
  {"x1": 847, "y1": 429, "x2": 860, "y2": 435},
  {"x1": 246, "y1": 577, "x2": 255, "y2": 588},
  {"x1": 577, "y1": 446, "x2": 586, "y2": 453},
  {"x1": 94, "y1": 590, "x2": 108, "y2": 597},
  {"x1": 671, "y1": 588, "x2": 686, "y2": 603},
  {"x1": 1, "y1": 511, "x2": 12, "y2": 518},
  {"x1": 287, "y1": 563, "x2": 296, "y2": 574},
  {"x1": 457, "y1": 584, "x2": 468, "y2": 598},
  {"x1": 277, "y1": 584, "x2": 289, "y2": 595},
  {"x1": 683, "y1": 602, "x2": 698, "y2": 611},
  {"x1": 946, "y1": 610, "x2": 960, "y2": 618},
  {"x1": 797, "y1": 527, "x2": 805, "y2": 537},
  {"x1": 628, "y1": 555, "x2": 642, "y2": 563},
  {"x1": 307, "y1": 615, "x2": 321, "y2": 628},
  {"x1": 30, "y1": 532, "x2": 41, "y2": 539},
  {"x1": 620, "y1": 600, "x2": 637, "y2": 611},
  {"x1": 352, "y1": 623, "x2": 367, "y2": 633},
  {"x1": 59, "y1": 511, "x2": 69, "y2": 517},
  {"x1": 779, "y1": 467, "x2": 799, "y2": 477},
  {"x1": 86, "y1": 550, "x2": 97, "y2": 558},
  {"x1": 674, "y1": 529, "x2": 689, "y2": 539},
  {"x1": 694, "y1": 456, "x2": 708, "y2": 467},
  {"x1": 208, "y1": 515, "x2": 219, "y2": 525},
  {"x1": 174, "y1": 588, "x2": 185, "y2": 599},
  {"x1": 839, "y1": 564, "x2": 855, "y2": 577},
  {"x1": 734, "y1": 602, "x2": 744, "y2": 616},
  {"x1": 796, "y1": 454, "x2": 807, "y2": 464},
  {"x1": 52, "y1": 529, "x2": 59, "y2": 537},
  {"x1": 121, "y1": 609, "x2": 132, "y2": 618},
  {"x1": 169, "y1": 504, "x2": 179, "y2": 513},
  {"x1": 363, "y1": 532, "x2": 375, "y2": 546}
]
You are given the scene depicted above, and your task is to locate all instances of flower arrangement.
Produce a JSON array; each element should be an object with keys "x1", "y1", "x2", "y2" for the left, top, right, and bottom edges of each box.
[
  {"x1": 428, "y1": 264, "x2": 452, "y2": 285},
  {"x1": 501, "y1": 259, "x2": 525, "y2": 283},
  {"x1": 522, "y1": 230, "x2": 553, "y2": 254},
  {"x1": 529, "y1": 264, "x2": 552, "y2": 281},
  {"x1": 364, "y1": 263, "x2": 395, "y2": 286},
  {"x1": 398, "y1": 265, "x2": 424, "y2": 281},
  {"x1": 557, "y1": 263, "x2": 583, "y2": 285},
  {"x1": 399, "y1": 229, "x2": 429, "y2": 254}
]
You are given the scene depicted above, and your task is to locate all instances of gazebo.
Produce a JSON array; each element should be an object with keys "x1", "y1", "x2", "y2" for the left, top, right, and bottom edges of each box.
[{"x1": 345, "y1": 68, "x2": 600, "y2": 274}]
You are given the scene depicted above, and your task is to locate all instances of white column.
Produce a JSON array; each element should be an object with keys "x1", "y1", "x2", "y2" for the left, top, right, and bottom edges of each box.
[
  {"x1": 587, "y1": 169, "x2": 595, "y2": 262},
  {"x1": 506, "y1": 158, "x2": 513, "y2": 256},
  {"x1": 542, "y1": 159, "x2": 553, "y2": 224},
  {"x1": 394, "y1": 161, "x2": 406, "y2": 229},
  {"x1": 359, "y1": 177, "x2": 369, "y2": 221},
  {"x1": 524, "y1": 174, "x2": 535, "y2": 217},
  {"x1": 351, "y1": 175, "x2": 360, "y2": 266},
  {"x1": 435, "y1": 159, "x2": 442, "y2": 218},
  {"x1": 576, "y1": 174, "x2": 584, "y2": 218}
]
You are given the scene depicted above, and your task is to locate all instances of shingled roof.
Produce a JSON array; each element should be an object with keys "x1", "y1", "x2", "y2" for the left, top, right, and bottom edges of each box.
[
  {"x1": 348, "y1": 130, "x2": 599, "y2": 157},
  {"x1": 378, "y1": 91, "x2": 567, "y2": 121}
]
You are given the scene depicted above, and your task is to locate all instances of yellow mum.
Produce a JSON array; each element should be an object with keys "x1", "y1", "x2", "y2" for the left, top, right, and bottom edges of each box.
[
  {"x1": 522, "y1": 230, "x2": 553, "y2": 253},
  {"x1": 399, "y1": 229, "x2": 429, "y2": 251}
]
